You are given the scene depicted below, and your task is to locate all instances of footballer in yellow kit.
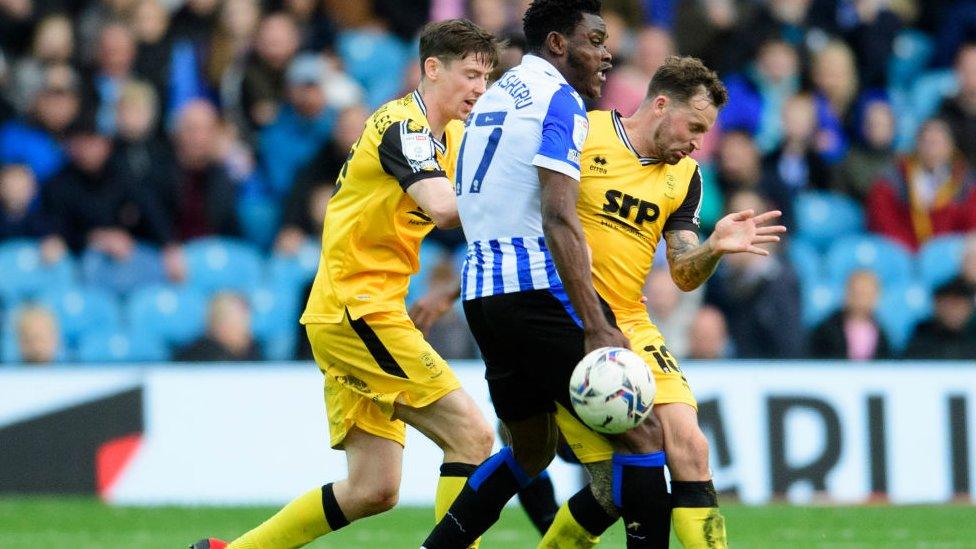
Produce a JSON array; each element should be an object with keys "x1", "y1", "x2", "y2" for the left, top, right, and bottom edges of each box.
[
  {"x1": 300, "y1": 89, "x2": 465, "y2": 449},
  {"x1": 554, "y1": 108, "x2": 702, "y2": 463}
]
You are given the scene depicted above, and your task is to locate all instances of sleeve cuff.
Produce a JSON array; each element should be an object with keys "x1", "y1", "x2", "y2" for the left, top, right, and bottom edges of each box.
[
  {"x1": 400, "y1": 169, "x2": 447, "y2": 191},
  {"x1": 662, "y1": 220, "x2": 700, "y2": 233},
  {"x1": 532, "y1": 154, "x2": 581, "y2": 182}
]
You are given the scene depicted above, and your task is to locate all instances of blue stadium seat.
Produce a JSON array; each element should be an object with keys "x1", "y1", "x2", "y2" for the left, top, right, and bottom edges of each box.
[
  {"x1": 787, "y1": 239, "x2": 823, "y2": 290},
  {"x1": 77, "y1": 330, "x2": 169, "y2": 363},
  {"x1": 878, "y1": 283, "x2": 933, "y2": 353},
  {"x1": 79, "y1": 243, "x2": 165, "y2": 296},
  {"x1": 0, "y1": 239, "x2": 75, "y2": 305},
  {"x1": 183, "y1": 237, "x2": 264, "y2": 295},
  {"x1": 126, "y1": 285, "x2": 208, "y2": 346},
  {"x1": 794, "y1": 192, "x2": 865, "y2": 252},
  {"x1": 38, "y1": 286, "x2": 120, "y2": 348},
  {"x1": 826, "y1": 235, "x2": 914, "y2": 289},
  {"x1": 266, "y1": 241, "x2": 320, "y2": 293},
  {"x1": 801, "y1": 280, "x2": 842, "y2": 328},
  {"x1": 250, "y1": 286, "x2": 299, "y2": 340},
  {"x1": 917, "y1": 234, "x2": 967, "y2": 289}
]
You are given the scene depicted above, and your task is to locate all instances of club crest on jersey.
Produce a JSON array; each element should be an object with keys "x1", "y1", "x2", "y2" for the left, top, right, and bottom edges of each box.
[{"x1": 572, "y1": 115, "x2": 588, "y2": 149}]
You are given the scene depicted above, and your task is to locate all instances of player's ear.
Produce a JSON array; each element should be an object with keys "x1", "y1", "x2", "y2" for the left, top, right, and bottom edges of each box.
[
  {"x1": 653, "y1": 95, "x2": 669, "y2": 114},
  {"x1": 545, "y1": 31, "x2": 567, "y2": 57},
  {"x1": 423, "y1": 56, "x2": 442, "y2": 81}
]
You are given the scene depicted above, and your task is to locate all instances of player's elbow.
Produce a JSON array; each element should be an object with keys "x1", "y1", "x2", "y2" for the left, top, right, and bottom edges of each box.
[
  {"x1": 430, "y1": 208, "x2": 460, "y2": 229},
  {"x1": 670, "y1": 273, "x2": 699, "y2": 293}
]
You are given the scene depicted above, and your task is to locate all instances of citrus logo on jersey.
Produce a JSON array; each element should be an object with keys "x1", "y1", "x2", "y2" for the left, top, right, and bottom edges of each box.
[{"x1": 602, "y1": 189, "x2": 660, "y2": 225}]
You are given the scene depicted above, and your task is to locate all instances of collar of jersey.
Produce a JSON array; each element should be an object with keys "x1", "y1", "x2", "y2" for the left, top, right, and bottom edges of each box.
[
  {"x1": 520, "y1": 54, "x2": 569, "y2": 84},
  {"x1": 612, "y1": 110, "x2": 659, "y2": 165},
  {"x1": 411, "y1": 89, "x2": 447, "y2": 154}
]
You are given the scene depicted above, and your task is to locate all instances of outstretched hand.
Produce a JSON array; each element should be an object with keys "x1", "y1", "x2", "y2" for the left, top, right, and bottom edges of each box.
[{"x1": 710, "y1": 209, "x2": 787, "y2": 256}]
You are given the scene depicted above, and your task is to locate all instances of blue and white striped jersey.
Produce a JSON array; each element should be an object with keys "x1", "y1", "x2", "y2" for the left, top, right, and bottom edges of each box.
[{"x1": 457, "y1": 55, "x2": 588, "y2": 302}]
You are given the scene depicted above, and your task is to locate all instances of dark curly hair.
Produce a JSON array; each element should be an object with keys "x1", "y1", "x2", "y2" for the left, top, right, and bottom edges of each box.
[
  {"x1": 647, "y1": 56, "x2": 728, "y2": 108},
  {"x1": 522, "y1": 0, "x2": 602, "y2": 53}
]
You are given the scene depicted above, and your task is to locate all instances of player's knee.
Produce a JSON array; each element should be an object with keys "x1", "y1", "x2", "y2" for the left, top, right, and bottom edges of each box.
[
  {"x1": 356, "y1": 483, "x2": 400, "y2": 515},
  {"x1": 674, "y1": 429, "x2": 711, "y2": 478}
]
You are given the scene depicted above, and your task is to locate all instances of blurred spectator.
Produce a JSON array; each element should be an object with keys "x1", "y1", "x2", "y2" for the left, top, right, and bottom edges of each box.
[
  {"x1": 111, "y1": 81, "x2": 177, "y2": 235},
  {"x1": 166, "y1": 99, "x2": 239, "y2": 241},
  {"x1": 0, "y1": 164, "x2": 67, "y2": 262},
  {"x1": 809, "y1": 270, "x2": 891, "y2": 360},
  {"x1": 132, "y1": 0, "x2": 173, "y2": 110},
  {"x1": 176, "y1": 292, "x2": 263, "y2": 361},
  {"x1": 673, "y1": 0, "x2": 742, "y2": 76},
  {"x1": 937, "y1": 43, "x2": 976, "y2": 168},
  {"x1": 600, "y1": 26, "x2": 674, "y2": 116},
  {"x1": 490, "y1": 31, "x2": 526, "y2": 82},
  {"x1": 0, "y1": 64, "x2": 79, "y2": 183},
  {"x1": 761, "y1": 92, "x2": 831, "y2": 226},
  {"x1": 239, "y1": 13, "x2": 301, "y2": 131},
  {"x1": 932, "y1": 1, "x2": 976, "y2": 68},
  {"x1": 9, "y1": 14, "x2": 75, "y2": 114},
  {"x1": 686, "y1": 305, "x2": 729, "y2": 360},
  {"x1": 159, "y1": 100, "x2": 239, "y2": 282},
  {"x1": 704, "y1": 190, "x2": 805, "y2": 358},
  {"x1": 644, "y1": 268, "x2": 702, "y2": 358},
  {"x1": 807, "y1": 39, "x2": 855, "y2": 162},
  {"x1": 838, "y1": 0, "x2": 901, "y2": 90},
  {"x1": 714, "y1": 130, "x2": 763, "y2": 196},
  {"x1": 15, "y1": 304, "x2": 61, "y2": 364},
  {"x1": 718, "y1": 38, "x2": 801, "y2": 154},
  {"x1": 171, "y1": 0, "x2": 220, "y2": 47},
  {"x1": 903, "y1": 277, "x2": 976, "y2": 359},
  {"x1": 206, "y1": 0, "x2": 260, "y2": 90},
  {"x1": 832, "y1": 96, "x2": 896, "y2": 201},
  {"x1": 280, "y1": 0, "x2": 338, "y2": 52},
  {"x1": 258, "y1": 53, "x2": 338, "y2": 198},
  {"x1": 274, "y1": 103, "x2": 367, "y2": 254},
  {"x1": 42, "y1": 116, "x2": 170, "y2": 255},
  {"x1": 85, "y1": 22, "x2": 139, "y2": 135},
  {"x1": 867, "y1": 118, "x2": 976, "y2": 251}
]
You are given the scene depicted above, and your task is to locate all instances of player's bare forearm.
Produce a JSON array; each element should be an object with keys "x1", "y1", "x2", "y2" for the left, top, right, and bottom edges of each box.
[
  {"x1": 665, "y1": 229, "x2": 722, "y2": 292},
  {"x1": 540, "y1": 168, "x2": 628, "y2": 350}
]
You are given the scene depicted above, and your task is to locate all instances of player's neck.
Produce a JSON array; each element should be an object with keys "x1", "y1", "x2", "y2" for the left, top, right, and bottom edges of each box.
[
  {"x1": 416, "y1": 82, "x2": 447, "y2": 139},
  {"x1": 621, "y1": 110, "x2": 657, "y2": 159}
]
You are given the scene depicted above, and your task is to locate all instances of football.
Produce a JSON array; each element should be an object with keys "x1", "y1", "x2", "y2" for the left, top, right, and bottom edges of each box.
[{"x1": 569, "y1": 347, "x2": 656, "y2": 434}]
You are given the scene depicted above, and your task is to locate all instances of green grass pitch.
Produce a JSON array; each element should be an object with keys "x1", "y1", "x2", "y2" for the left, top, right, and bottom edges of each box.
[{"x1": 1, "y1": 497, "x2": 974, "y2": 548}]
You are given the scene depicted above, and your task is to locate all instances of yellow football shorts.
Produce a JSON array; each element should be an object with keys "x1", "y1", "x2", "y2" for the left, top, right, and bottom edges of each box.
[
  {"x1": 556, "y1": 320, "x2": 697, "y2": 463},
  {"x1": 306, "y1": 308, "x2": 461, "y2": 449}
]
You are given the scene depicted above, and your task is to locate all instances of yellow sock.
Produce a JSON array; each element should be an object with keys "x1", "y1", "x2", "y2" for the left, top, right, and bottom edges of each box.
[
  {"x1": 538, "y1": 502, "x2": 601, "y2": 549},
  {"x1": 673, "y1": 507, "x2": 727, "y2": 548},
  {"x1": 435, "y1": 463, "x2": 480, "y2": 548},
  {"x1": 671, "y1": 480, "x2": 727, "y2": 549},
  {"x1": 228, "y1": 487, "x2": 334, "y2": 549}
]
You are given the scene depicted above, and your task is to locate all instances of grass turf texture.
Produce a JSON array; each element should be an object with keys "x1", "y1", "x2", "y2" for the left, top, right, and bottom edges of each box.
[{"x1": 1, "y1": 497, "x2": 974, "y2": 548}]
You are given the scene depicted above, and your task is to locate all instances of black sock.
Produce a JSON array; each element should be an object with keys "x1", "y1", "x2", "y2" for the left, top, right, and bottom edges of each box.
[
  {"x1": 517, "y1": 469, "x2": 559, "y2": 535},
  {"x1": 422, "y1": 447, "x2": 532, "y2": 548},
  {"x1": 567, "y1": 483, "x2": 618, "y2": 536},
  {"x1": 612, "y1": 452, "x2": 670, "y2": 548},
  {"x1": 671, "y1": 480, "x2": 719, "y2": 508},
  {"x1": 321, "y1": 483, "x2": 349, "y2": 531}
]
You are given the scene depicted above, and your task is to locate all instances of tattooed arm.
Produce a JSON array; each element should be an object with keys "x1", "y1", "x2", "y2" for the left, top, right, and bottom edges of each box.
[
  {"x1": 664, "y1": 209, "x2": 788, "y2": 292},
  {"x1": 664, "y1": 230, "x2": 722, "y2": 292}
]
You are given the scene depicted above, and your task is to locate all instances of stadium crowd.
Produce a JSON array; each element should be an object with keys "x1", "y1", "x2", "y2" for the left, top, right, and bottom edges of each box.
[{"x1": 1, "y1": 0, "x2": 975, "y2": 364}]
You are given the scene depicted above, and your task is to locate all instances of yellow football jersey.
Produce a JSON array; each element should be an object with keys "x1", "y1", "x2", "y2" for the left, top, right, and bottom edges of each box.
[
  {"x1": 301, "y1": 91, "x2": 463, "y2": 323},
  {"x1": 578, "y1": 110, "x2": 703, "y2": 324}
]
